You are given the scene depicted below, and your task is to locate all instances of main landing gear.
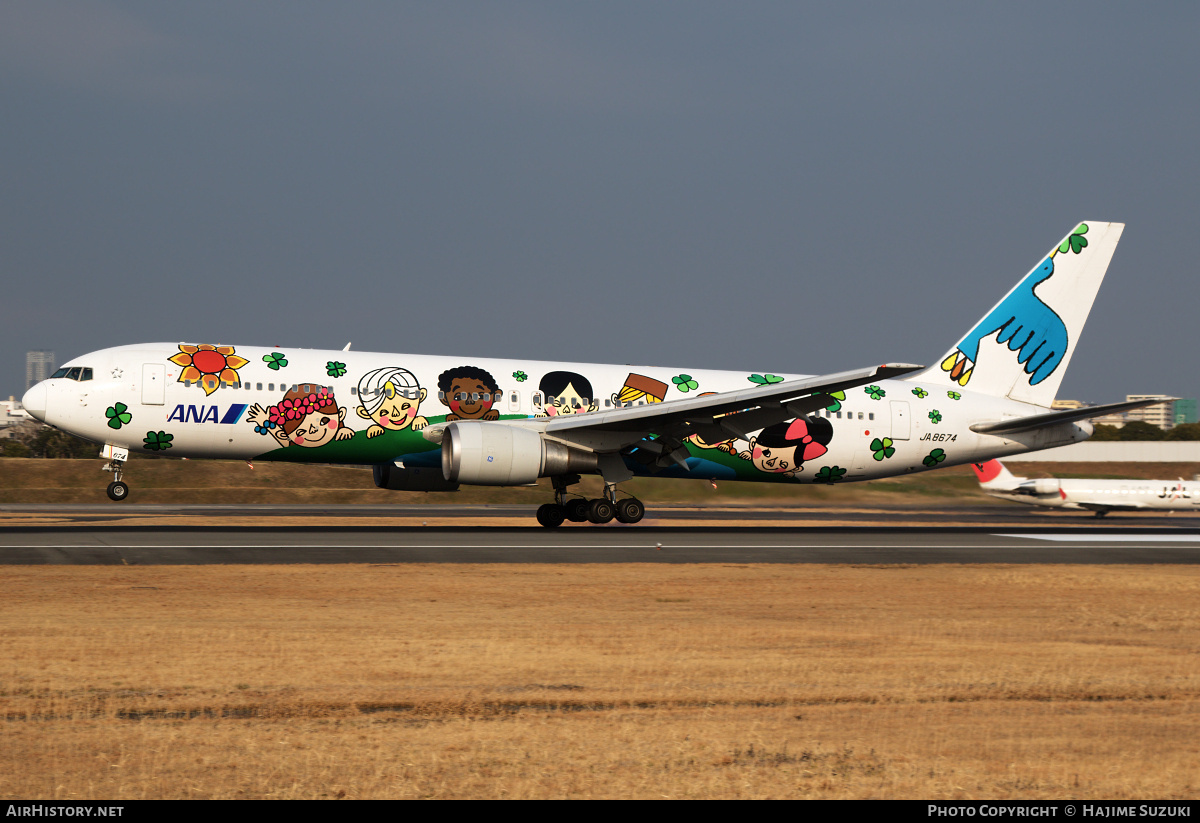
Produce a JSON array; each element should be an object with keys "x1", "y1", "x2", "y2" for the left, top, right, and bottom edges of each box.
[{"x1": 535, "y1": 474, "x2": 645, "y2": 528}]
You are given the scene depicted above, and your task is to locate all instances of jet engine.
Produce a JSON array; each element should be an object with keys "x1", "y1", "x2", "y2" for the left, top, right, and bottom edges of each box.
[
  {"x1": 441, "y1": 421, "x2": 597, "y2": 485},
  {"x1": 1015, "y1": 478, "x2": 1062, "y2": 496},
  {"x1": 373, "y1": 462, "x2": 460, "y2": 492}
]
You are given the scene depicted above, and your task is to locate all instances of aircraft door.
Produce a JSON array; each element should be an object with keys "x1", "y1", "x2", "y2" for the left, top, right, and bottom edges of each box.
[
  {"x1": 142, "y1": 364, "x2": 166, "y2": 405},
  {"x1": 890, "y1": 400, "x2": 910, "y2": 440}
]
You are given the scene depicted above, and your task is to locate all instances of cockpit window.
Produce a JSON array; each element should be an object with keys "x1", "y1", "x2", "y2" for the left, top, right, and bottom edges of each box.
[
  {"x1": 65, "y1": 367, "x2": 82, "y2": 381},
  {"x1": 80, "y1": 368, "x2": 93, "y2": 381},
  {"x1": 51, "y1": 367, "x2": 70, "y2": 379}
]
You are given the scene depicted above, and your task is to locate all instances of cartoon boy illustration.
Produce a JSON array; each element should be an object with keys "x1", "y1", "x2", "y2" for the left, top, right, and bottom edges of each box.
[
  {"x1": 683, "y1": 392, "x2": 738, "y2": 453},
  {"x1": 611, "y1": 373, "x2": 667, "y2": 408},
  {"x1": 534, "y1": 371, "x2": 599, "y2": 417},
  {"x1": 737, "y1": 416, "x2": 833, "y2": 478},
  {"x1": 355, "y1": 366, "x2": 429, "y2": 438},
  {"x1": 438, "y1": 366, "x2": 501, "y2": 421},
  {"x1": 246, "y1": 385, "x2": 355, "y2": 449}
]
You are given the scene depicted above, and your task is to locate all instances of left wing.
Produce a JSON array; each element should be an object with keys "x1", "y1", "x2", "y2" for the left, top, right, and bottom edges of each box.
[{"x1": 527, "y1": 363, "x2": 921, "y2": 461}]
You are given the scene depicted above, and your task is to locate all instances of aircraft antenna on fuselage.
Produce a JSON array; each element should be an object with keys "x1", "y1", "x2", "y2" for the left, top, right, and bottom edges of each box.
[{"x1": 343, "y1": 342, "x2": 352, "y2": 351}]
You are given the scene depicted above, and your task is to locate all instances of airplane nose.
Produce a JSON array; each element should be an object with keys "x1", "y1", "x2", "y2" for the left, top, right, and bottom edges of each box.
[{"x1": 22, "y1": 382, "x2": 47, "y2": 422}]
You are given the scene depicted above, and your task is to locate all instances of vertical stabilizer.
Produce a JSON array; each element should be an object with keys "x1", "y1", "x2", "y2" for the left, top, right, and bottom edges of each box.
[
  {"x1": 971, "y1": 459, "x2": 1023, "y2": 489},
  {"x1": 919, "y1": 221, "x2": 1124, "y2": 407}
]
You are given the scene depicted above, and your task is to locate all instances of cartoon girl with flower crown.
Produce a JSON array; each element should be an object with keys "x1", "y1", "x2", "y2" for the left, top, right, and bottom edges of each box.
[{"x1": 246, "y1": 385, "x2": 355, "y2": 449}]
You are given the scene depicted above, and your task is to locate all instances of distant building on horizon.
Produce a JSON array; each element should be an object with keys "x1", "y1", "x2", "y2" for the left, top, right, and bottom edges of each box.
[
  {"x1": 25, "y1": 350, "x2": 54, "y2": 392},
  {"x1": 1175, "y1": 398, "x2": 1198, "y2": 426},
  {"x1": 1124, "y1": 395, "x2": 1177, "y2": 430},
  {"x1": 1067, "y1": 395, "x2": 1194, "y2": 431}
]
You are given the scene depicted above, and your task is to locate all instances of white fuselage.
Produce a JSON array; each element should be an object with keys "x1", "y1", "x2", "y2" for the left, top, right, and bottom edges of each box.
[
  {"x1": 985, "y1": 478, "x2": 1199, "y2": 512},
  {"x1": 24, "y1": 342, "x2": 1092, "y2": 485}
]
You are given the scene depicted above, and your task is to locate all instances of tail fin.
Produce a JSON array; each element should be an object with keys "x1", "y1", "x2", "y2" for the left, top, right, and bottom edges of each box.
[
  {"x1": 971, "y1": 459, "x2": 1023, "y2": 489},
  {"x1": 917, "y1": 221, "x2": 1124, "y2": 407}
]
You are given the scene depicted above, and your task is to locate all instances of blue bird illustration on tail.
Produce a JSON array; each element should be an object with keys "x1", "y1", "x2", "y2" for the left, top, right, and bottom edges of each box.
[{"x1": 940, "y1": 223, "x2": 1087, "y2": 388}]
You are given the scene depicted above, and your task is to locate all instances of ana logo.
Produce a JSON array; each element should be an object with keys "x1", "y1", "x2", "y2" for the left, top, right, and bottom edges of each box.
[{"x1": 167, "y1": 404, "x2": 248, "y2": 425}]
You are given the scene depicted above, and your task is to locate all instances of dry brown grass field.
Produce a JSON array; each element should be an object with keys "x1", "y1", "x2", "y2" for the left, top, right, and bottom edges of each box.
[{"x1": 1, "y1": 564, "x2": 1198, "y2": 799}]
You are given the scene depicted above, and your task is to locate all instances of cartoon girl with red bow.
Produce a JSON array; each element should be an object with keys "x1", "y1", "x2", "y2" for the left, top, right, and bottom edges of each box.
[{"x1": 738, "y1": 416, "x2": 833, "y2": 478}]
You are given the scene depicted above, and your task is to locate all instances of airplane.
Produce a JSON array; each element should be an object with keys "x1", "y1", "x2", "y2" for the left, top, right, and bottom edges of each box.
[
  {"x1": 20, "y1": 220, "x2": 1167, "y2": 527},
  {"x1": 972, "y1": 459, "x2": 1197, "y2": 517}
]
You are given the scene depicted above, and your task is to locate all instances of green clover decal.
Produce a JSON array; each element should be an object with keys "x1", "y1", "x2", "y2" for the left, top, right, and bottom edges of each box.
[
  {"x1": 105, "y1": 402, "x2": 132, "y2": 430},
  {"x1": 1058, "y1": 223, "x2": 1088, "y2": 255},
  {"x1": 326, "y1": 361, "x2": 347, "y2": 378},
  {"x1": 865, "y1": 385, "x2": 886, "y2": 400},
  {"x1": 143, "y1": 430, "x2": 174, "y2": 451},
  {"x1": 815, "y1": 465, "x2": 847, "y2": 483},
  {"x1": 513, "y1": 370, "x2": 528, "y2": 382},
  {"x1": 911, "y1": 387, "x2": 928, "y2": 399},
  {"x1": 748, "y1": 374, "x2": 784, "y2": 385},
  {"x1": 870, "y1": 437, "x2": 895, "y2": 461},
  {"x1": 263, "y1": 352, "x2": 288, "y2": 370},
  {"x1": 825, "y1": 390, "x2": 845, "y2": 413},
  {"x1": 928, "y1": 409, "x2": 942, "y2": 424},
  {"x1": 672, "y1": 374, "x2": 699, "y2": 393},
  {"x1": 947, "y1": 391, "x2": 961, "y2": 400},
  {"x1": 923, "y1": 448, "x2": 947, "y2": 468}
]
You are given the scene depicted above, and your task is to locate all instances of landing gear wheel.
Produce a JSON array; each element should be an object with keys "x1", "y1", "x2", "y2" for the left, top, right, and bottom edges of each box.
[
  {"x1": 106, "y1": 481, "x2": 129, "y2": 502},
  {"x1": 615, "y1": 497, "x2": 645, "y2": 524},
  {"x1": 536, "y1": 503, "x2": 566, "y2": 528},
  {"x1": 587, "y1": 498, "x2": 615, "y2": 524},
  {"x1": 565, "y1": 498, "x2": 590, "y2": 522}
]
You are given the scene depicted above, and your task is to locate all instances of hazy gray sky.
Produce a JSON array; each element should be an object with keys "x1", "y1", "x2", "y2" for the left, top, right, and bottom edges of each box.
[{"x1": 3, "y1": 1, "x2": 1197, "y2": 403}]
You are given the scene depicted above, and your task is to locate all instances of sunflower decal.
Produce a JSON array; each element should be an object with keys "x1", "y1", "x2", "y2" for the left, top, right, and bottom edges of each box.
[{"x1": 169, "y1": 344, "x2": 249, "y2": 396}]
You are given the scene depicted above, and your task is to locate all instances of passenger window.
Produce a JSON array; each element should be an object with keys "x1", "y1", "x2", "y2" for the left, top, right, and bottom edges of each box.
[
  {"x1": 868, "y1": 413, "x2": 874, "y2": 421},
  {"x1": 269, "y1": 383, "x2": 275, "y2": 392},
  {"x1": 836, "y1": 411, "x2": 841, "y2": 419},
  {"x1": 533, "y1": 392, "x2": 542, "y2": 406},
  {"x1": 858, "y1": 412, "x2": 863, "y2": 420}
]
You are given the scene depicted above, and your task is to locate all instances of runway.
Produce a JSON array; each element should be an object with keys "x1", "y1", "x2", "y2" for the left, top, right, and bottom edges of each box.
[{"x1": 2, "y1": 504, "x2": 1199, "y2": 564}]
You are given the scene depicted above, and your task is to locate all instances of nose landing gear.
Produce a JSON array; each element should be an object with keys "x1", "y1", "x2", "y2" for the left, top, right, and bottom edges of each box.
[
  {"x1": 535, "y1": 475, "x2": 645, "y2": 528},
  {"x1": 101, "y1": 445, "x2": 130, "y2": 502}
]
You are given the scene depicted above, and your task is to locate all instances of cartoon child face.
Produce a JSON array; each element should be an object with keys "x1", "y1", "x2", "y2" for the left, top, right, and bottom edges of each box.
[
  {"x1": 740, "y1": 417, "x2": 833, "y2": 476},
  {"x1": 289, "y1": 407, "x2": 347, "y2": 447},
  {"x1": 356, "y1": 367, "x2": 430, "y2": 437},
  {"x1": 438, "y1": 366, "x2": 501, "y2": 421},
  {"x1": 610, "y1": 373, "x2": 668, "y2": 408},
  {"x1": 366, "y1": 390, "x2": 427, "y2": 430},
  {"x1": 545, "y1": 383, "x2": 597, "y2": 416},
  {"x1": 246, "y1": 386, "x2": 355, "y2": 449},
  {"x1": 536, "y1": 371, "x2": 598, "y2": 417},
  {"x1": 746, "y1": 437, "x2": 802, "y2": 474}
]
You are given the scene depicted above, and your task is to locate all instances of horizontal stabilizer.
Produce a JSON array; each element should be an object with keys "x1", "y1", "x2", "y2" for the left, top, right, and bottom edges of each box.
[{"x1": 969, "y1": 397, "x2": 1177, "y2": 436}]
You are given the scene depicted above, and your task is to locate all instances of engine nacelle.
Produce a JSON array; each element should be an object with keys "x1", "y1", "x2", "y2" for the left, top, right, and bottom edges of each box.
[
  {"x1": 441, "y1": 421, "x2": 597, "y2": 485},
  {"x1": 373, "y1": 462, "x2": 460, "y2": 492},
  {"x1": 1016, "y1": 478, "x2": 1061, "y2": 496}
]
